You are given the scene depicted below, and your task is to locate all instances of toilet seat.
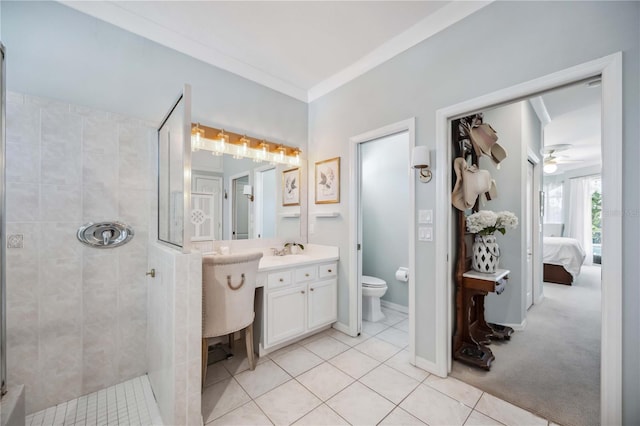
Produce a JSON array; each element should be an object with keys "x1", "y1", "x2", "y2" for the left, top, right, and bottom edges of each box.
[{"x1": 362, "y1": 275, "x2": 387, "y2": 288}]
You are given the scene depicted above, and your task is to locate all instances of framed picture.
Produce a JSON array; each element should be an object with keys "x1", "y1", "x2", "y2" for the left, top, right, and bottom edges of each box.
[
  {"x1": 315, "y1": 157, "x2": 340, "y2": 204},
  {"x1": 282, "y1": 167, "x2": 300, "y2": 206}
]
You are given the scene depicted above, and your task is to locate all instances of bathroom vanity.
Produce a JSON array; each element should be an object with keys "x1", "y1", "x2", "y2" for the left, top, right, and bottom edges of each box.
[{"x1": 253, "y1": 244, "x2": 339, "y2": 355}]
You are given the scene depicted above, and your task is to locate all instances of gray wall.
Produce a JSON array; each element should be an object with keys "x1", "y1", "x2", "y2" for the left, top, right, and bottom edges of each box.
[
  {"x1": 307, "y1": 2, "x2": 639, "y2": 422},
  {"x1": 0, "y1": 1, "x2": 308, "y2": 150},
  {"x1": 481, "y1": 102, "x2": 527, "y2": 326},
  {"x1": 481, "y1": 100, "x2": 542, "y2": 326},
  {"x1": 361, "y1": 132, "x2": 409, "y2": 307}
]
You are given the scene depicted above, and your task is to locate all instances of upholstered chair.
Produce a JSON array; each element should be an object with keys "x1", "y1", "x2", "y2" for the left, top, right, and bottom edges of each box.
[{"x1": 202, "y1": 251, "x2": 263, "y2": 387}]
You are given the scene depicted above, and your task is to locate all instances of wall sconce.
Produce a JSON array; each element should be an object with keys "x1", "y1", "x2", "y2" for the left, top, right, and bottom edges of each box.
[
  {"x1": 412, "y1": 146, "x2": 432, "y2": 183},
  {"x1": 243, "y1": 185, "x2": 254, "y2": 202}
]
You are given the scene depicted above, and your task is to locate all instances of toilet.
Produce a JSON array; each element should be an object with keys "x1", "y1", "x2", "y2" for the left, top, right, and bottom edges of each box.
[{"x1": 362, "y1": 275, "x2": 388, "y2": 322}]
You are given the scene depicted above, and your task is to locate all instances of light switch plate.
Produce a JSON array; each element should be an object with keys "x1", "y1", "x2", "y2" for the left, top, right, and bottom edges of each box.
[
  {"x1": 418, "y1": 226, "x2": 433, "y2": 242},
  {"x1": 418, "y1": 209, "x2": 433, "y2": 224}
]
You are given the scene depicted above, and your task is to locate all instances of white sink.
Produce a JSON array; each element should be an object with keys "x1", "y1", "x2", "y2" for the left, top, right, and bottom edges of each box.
[{"x1": 260, "y1": 254, "x2": 314, "y2": 269}]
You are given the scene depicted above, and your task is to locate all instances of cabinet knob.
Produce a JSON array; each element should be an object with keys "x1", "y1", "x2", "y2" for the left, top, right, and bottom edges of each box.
[
  {"x1": 305, "y1": 273, "x2": 310, "y2": 277},
  {"x1": 279, "y1": 278, "x2": 283, "y2": 282},
  {"x1": 328, "y1": 269, "x2": 332, "y2": 273},
  {"x1": 301, "y1": 290, "x2": 305, "y2": 294},
  {"x1": 310, "y1": 288, "x2": 315, "y2": 292}
]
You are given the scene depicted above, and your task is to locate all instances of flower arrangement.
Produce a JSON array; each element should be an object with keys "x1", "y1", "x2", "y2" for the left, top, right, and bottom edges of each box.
[{"x1": 467, "y1": 210, "x2": 518, "y2": 235}]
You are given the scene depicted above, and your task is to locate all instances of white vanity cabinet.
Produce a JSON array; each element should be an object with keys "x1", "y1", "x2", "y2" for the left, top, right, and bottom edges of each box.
[{"x1": 263, "y1": 261, "x2": 337, "y2": 350}]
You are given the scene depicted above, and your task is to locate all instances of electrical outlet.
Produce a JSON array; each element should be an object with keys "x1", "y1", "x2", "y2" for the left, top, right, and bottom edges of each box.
[{"x1": 418, "y1": 227, "x2": 433, "y2": 242}]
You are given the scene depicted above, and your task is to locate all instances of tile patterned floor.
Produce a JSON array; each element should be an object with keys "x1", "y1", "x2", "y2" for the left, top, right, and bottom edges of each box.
[
  {"x1": 25, "y1": 375, "x2": 163, "y2": 426},
  {"x1": 203, "y1": 308, "x2": 555, "y2": 426}
]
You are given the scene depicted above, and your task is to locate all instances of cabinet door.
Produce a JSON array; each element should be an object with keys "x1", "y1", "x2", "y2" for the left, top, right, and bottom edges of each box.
[
  {"x1": 267, "y1": 285, "x2": 306, "y2": 346},
  {"x1": 308, "y1": 279, "x2": 337, "y2": 330}
]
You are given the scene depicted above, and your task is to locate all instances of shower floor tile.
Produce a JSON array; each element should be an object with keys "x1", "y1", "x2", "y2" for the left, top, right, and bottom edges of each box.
[{"x1": 25, "y1": 375, "x2": 162, "y2": 426}]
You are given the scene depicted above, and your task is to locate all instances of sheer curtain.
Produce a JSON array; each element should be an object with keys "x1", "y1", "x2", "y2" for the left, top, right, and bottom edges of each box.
[{"x1": 567, "y1": 177, "x2": 593, "y2": 265}]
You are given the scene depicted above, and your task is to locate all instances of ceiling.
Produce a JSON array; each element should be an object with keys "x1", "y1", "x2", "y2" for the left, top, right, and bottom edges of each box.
[
  {"x1": 541, "y1": 80, "x2": 602, "y2": 175},
  {"x1": 60, "y1": 1, "x2": 490, "y2": 102}
]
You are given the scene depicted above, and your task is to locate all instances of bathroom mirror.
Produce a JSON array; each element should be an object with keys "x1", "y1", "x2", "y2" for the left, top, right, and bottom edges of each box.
[{"x1": 190, "y1": 149, "x2": 305, "y2": 242}]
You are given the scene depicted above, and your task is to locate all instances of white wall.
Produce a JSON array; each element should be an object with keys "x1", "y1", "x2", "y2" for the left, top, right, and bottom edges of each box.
[
  {"x1": 307, "y1": 3, "x2": 639, "y2": 422},
  {"x1": 361, "y1": 132, "x2": 409, "y2": 307},
  {"x1": 5, "y1": 93, "x2": 155, "y2": 413}
]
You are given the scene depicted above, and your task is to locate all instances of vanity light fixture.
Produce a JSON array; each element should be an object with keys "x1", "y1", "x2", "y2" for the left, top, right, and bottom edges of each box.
[
  {"x1": 291, "y1": 149, "x2": 301, "y2": 166},
  {"x1": 192, "y1": 123, "x2": 204, "y2": 151},
  {"x1": 277, "y1": 145, "x2": 286, "y2": 163},
  {"x1": 259, "y1": 141, "x2": 269, "y2": 161},
  {"x1": 191, "y1": 123, "x2": 301, "y2": 166},
  {"x1": 412, "y1": 146, "x2": 432, "y2": 183},
  {"x1": 243, "y1": 185, "x2": 254, "y2": 202}
]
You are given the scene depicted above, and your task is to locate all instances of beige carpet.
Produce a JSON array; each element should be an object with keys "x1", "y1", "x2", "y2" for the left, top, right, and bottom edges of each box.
[{"x1": 451, "y1": 265, "x2": 601, "y2": 426}]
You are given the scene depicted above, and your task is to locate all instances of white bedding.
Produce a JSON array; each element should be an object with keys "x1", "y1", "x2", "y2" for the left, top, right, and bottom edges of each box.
[{"x1": 543, "y1": 237, "x2": 586, "y2": 279}]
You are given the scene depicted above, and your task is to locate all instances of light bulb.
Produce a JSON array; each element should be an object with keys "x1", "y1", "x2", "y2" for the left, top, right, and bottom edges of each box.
[{"x1": 544, "y1": 163, "x2": 558, "y2": 174}]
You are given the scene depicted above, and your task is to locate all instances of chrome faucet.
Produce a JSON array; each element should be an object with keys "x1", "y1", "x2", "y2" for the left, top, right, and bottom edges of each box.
[{"x1": 271, "y1": 247, "x2": 287, "y2": 256}]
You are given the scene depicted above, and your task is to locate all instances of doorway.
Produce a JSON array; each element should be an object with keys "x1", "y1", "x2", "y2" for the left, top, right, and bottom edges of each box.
[
  {"x1": 254, "y1": 166, "x2": 277, "y2": 239},
  {"x1": 435, "y1": 53, "x2": 622, "y2": 424},
  {"x1": 229, "y1": 173, "x2": 250, "y2": 240},
  {"x1": 348, "y1": 118, "x2": 416, "y2": 362}
]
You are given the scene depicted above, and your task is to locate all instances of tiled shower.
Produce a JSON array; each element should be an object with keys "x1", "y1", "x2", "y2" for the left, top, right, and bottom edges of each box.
[{"x1": 5, "y1": 92, "x2": 156, "y2": 413}]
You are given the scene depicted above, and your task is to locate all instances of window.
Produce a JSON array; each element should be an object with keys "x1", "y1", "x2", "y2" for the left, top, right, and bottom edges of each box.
[{"x1": 544, "y1": 181, "x2": 563, "y2": 223}]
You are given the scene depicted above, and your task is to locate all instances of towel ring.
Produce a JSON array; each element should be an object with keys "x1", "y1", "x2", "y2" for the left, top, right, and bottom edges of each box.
[{"x1": 227, "y1": 273, "x2": 245, "y2": 290}]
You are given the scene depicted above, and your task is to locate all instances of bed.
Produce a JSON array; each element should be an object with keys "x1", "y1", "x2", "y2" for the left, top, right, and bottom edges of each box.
[{"x1": 543, "y1": 236, "x2": 586, "y2": 285}]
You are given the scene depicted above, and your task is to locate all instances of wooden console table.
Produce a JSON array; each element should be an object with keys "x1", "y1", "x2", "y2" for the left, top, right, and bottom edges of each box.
[{"x1": 454, "y1": 269, "x2": 513, "y2": 370}]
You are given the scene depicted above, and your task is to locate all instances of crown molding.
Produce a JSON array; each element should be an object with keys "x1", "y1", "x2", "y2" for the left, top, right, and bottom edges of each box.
[
  {"x1": 529, "y1": 96, "x2": 552, "y2": 126},
  {"x1": 61, "y1": 0, "x2": 492, "y2": 104},
  {"x1": 60, "y1": 0, "x2": 309, "y2": 102},
  {"x1": 308, "y1": 1, "x2": 493, "y2": 102}
]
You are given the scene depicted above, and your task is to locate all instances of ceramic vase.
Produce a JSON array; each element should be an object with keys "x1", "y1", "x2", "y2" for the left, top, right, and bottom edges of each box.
[{"x1": 472, "y1": 234, "x2": 500, "y2": 273}]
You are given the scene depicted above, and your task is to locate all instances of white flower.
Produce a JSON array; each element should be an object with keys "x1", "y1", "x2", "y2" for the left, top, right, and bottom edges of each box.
[
  {"x1": 496, "y1": 211, "x2": 519, "y2": 229},
  {"x1": 466, "y1": 210, "x2": 497, "y2": 234},
  {"x1": 466, "y1": 210, "x2": 518, "y2": 235}
]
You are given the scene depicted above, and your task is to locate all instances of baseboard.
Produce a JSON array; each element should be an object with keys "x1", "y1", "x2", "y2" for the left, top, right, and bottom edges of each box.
[
  {"x1": 494, "y1": 318, "x2": 527, "y2": 331},
  {"x1": 380, "y1": 300, "x2": 409, "y2": 314},
  {"x1": 332, "y1": 321, "x2": 353, "y2": 336},
  {"x1": 415, "y1": 355, "x2": 447, "y2": 378}
]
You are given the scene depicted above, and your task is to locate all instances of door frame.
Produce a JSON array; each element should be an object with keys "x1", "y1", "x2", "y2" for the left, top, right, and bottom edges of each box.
[
  {"x1": 348, "y1": 118, "x2": 416, "y2": 360},
  {"x1": 526, "y1": 148, "x2": 543, "y2": 306},
  {"x1": 435, "y1": 53, "x2": 622, "y2": 424}
]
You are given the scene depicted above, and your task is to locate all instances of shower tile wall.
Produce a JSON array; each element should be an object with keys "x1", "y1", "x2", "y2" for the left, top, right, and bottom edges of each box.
[{"x1": 5, "y1": 92, "x2": 156, "y2": 413}]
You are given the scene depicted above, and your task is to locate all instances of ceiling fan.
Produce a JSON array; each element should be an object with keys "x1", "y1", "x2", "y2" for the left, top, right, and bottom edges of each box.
[{"x1": 543, "y1": 144, "x2": 581, "y2": 173}]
